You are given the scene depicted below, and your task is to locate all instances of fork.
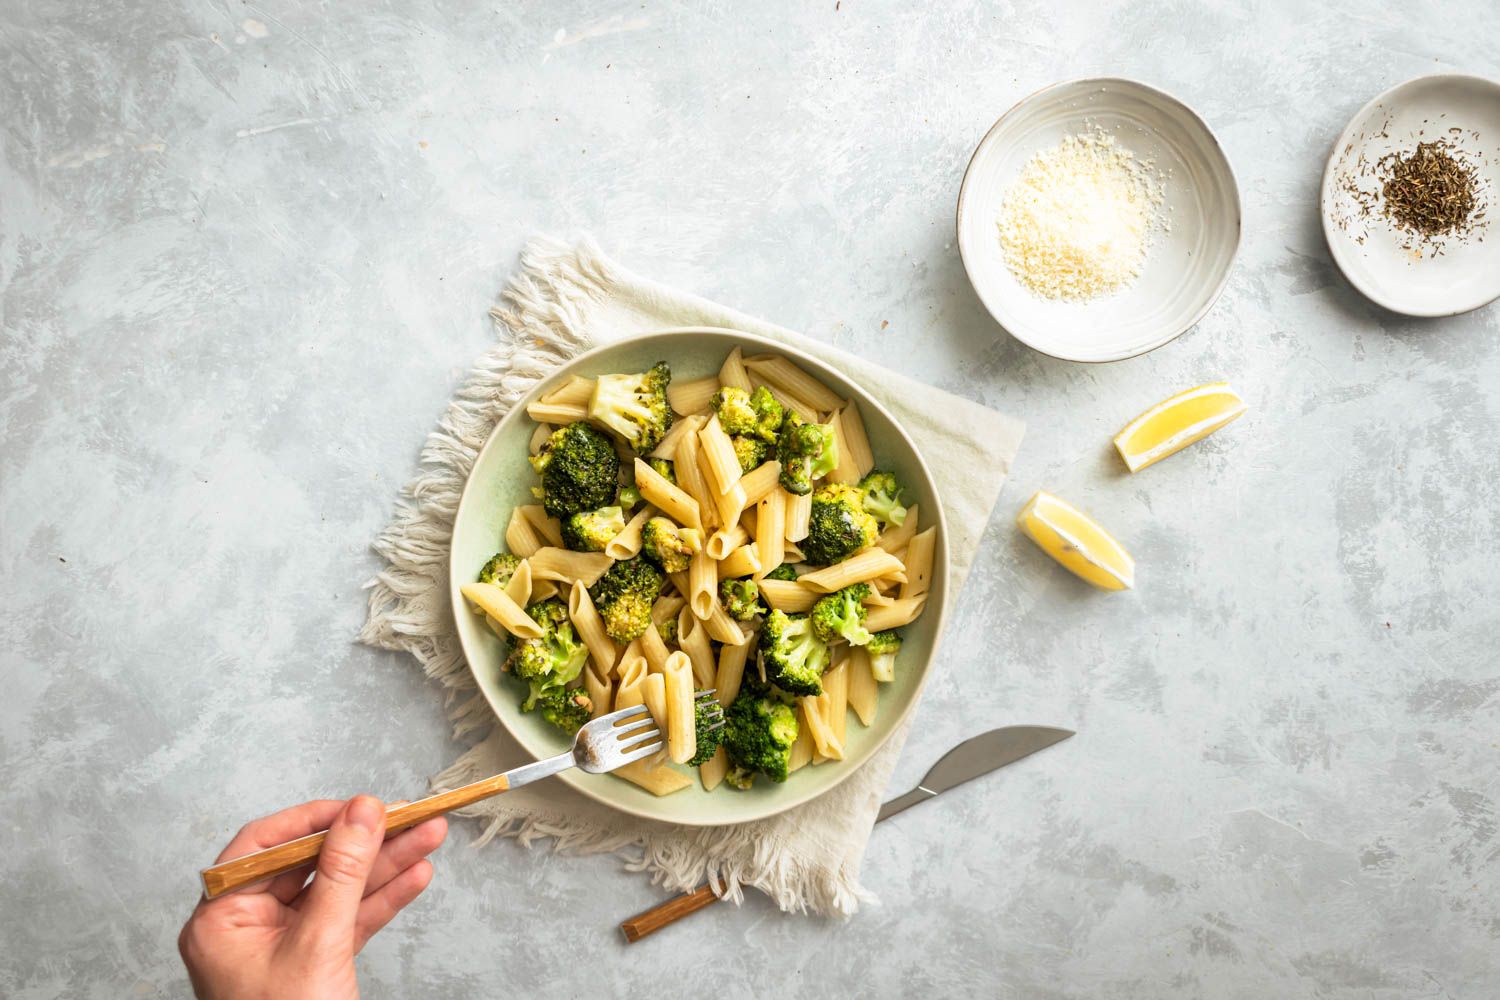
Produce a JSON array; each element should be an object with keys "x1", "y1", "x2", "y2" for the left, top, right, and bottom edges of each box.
[{"x1": 200, "y1": 693, "x2": 722, "y2": 899}]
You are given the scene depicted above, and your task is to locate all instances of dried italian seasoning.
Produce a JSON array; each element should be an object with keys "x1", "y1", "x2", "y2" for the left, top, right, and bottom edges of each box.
[{"x1": 1378, "y1": 139, "x2": 1482, "y2": 242}]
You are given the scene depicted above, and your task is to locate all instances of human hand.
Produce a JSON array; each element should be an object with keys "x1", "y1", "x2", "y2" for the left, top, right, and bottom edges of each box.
[{"x1": 179, "y1": 796, "x2": 447, "y2": 1000}]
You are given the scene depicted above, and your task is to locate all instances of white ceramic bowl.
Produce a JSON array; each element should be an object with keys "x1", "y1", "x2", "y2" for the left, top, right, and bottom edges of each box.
[
  {"x1": 957, "y1": 78, "x2": 1242, "y2": 363},
  {"x1": 1320, "y1": 74, "x2": 1500, "y2": 317},
  {"x1": 449, "y1": 328, "x2": 950, "y2": 827}
]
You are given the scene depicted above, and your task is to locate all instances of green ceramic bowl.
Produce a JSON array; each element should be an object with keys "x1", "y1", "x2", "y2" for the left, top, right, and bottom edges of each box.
[{"x1": 449, "y1": 328, "x2": 950, "y2": 826}]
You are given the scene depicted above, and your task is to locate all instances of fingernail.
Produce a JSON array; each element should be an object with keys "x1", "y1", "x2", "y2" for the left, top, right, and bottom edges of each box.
[{"x1": 346, "y1": 795, "x2": 384, "y2": 834}]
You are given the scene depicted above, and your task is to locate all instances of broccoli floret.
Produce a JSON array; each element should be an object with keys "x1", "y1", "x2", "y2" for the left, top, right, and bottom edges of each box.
[
  {"x1": 802, "y1": 483, "x2": 879, "y2": 565},
  {"x1": 764, "y1": 563, "x2": 799, "y2": 582},
  {"x1": 866, "y1": 630, "x2": 903, "y2": 682},
  {"x1": 731, "y1": 435, "x2": 769, "y2": 473},
  {"x1": 758, "y1": 609, "x2": 831, "y2": 696},
  {"x1": 859, "y1": 470, "x2": 908, "y2": 528},
  {"x1": 647, "y1": 458, "x2": 676, "y2": 485},
  {"x1": 478, "y1": 552, "x2": 522, "y2": 586},
  {"x1": 588, "y1": 557, "x2": 664, "y2": 643},
  {"x1": 525, "y1": 687, "x2": 593, "y2": 734},
  {"x1": 687, "y1": 693, "x2": 726, "y2": 767},
  {"x1": 531, "y1": 422, "x2": 620, "y2": 519},
  {"x1": 588, "y1": 362, "x2": 673, "y2": 453},
  {"x1": 655, "y1": 617, "x2": 678, "y2": 645},
  {"x1": 722, "y1": 691, "x2": 799, "y2": 783},
  {"x1": 710, "y1": 385, "x2": 784, "y2": 442},
  {"x1": 723, "y1": 763, "x2": 756, "y2": 790},
  {"x1": 618, "y1": 485, "x2": 642, "y2": 511},
  {"x1": 775, "y1": 411, "x2": 839, "y2": 496},
  {"x1": 719, "y1": 577, "x2": 765, "y2": 621},
  {"x1": 810, "y1": 583, "x2": 873, "y2": 645},
  {"x1": 561, "y1": 506, "x2": 624, "y2": 552},
  {"x1": 509, "y1": 598, "x2": 590, "y2": 694},
  {"x1": 641, "y1": 516, "x2": 695, "y2": 574}
]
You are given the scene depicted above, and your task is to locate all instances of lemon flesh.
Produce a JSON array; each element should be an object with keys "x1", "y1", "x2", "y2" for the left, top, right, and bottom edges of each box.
[
  {"x1": 1114, "y1": 382, "x2": 1247, "y2": 473},
  {"x1": 1017, "y1": 491, "x2": 1134, "y2": 591}
]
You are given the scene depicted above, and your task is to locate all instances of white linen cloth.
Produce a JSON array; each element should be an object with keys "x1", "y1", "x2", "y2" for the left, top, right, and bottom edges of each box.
[{"x1": 359, "y1": 237, "x2": 1024, "y2": 915}]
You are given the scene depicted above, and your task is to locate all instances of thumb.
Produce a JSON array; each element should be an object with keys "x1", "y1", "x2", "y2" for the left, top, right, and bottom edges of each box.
[{"x1": 296, "y1": 795, "x2": 386, "y2": 947}]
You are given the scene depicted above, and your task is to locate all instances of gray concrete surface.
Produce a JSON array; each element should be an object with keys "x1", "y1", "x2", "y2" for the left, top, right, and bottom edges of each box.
[{"x1": 4, "y1": 1, "x2": 1499, "y2": 997}]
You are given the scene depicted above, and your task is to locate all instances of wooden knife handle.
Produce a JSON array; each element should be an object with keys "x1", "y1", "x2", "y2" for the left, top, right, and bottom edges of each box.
[
  {"x1": 620, "y1": 882, "x2": 722, "y2": 942},
  {"x1": 199, "y1": 774, "x2": 511, "y2": 899}
]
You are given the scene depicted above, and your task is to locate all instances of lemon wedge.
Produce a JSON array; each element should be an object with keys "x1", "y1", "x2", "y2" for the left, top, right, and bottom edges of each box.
[
  {"x1": 1113, "y1": 381, "x2": 1247, "y2": 472},
  {"x1": 1017, "y1": 491, "x2": 1135, "y2": 591}
]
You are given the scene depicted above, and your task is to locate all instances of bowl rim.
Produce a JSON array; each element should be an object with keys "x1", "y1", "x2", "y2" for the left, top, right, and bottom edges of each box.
[
  {"x1": 956, "y1": 75, "x2": 1243, "y2": 364},
  {"x1": 448, "y1": 326, "x2": 952, "y2": 827},
  {"x1": 1318, "y1": 72, "x2": 1500, "y2": 319}
]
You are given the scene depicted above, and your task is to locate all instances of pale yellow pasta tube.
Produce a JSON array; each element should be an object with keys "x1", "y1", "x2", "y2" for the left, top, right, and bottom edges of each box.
[
  {"x1": 667, "y1": 375, "x2": 720, "y2": 416},
  {"x1": 745, "y1": 356, "x2": 845, "y2": 413},
  {"x1": 838, "y1": 401, "x2": 875, "y2": 480},
  {"x1": 698, "y1": 416, "x2": 744, "y2": 496},
  {"x1": 615, "y1": 637, "x2": 645, "y2": 680},
  {"x1": 864, "y1": 595, "x2": 927, "y2": 631},
  {"x1": 704, "y1": 602, "x2": 748, "y2": 646},
  {"x1": 503, "y1": 559, "x2": 532, "y2": 607},
  {"x1": 757, "y1": 578, "x2": 818, "y2": 613},
  {"x1": 640, "y1": 622, "x2": 671, "y2": 674},
  {"x1": 823, "y1": 658, "x2": 849, "y2": 746},
  {"x1": 738, "y1": 460, "x2": 782, "y2": 506},
  {"x1": 606, "y1": 504, "x2": 655, "y2": 560},
  {"x1": 525, "y1": 399, "x2": 588, "y2": 423},
  {"x1": 757, "y1": 382, "x2": 822, "y2": 423},
  {"x1": 634, "y1": 458, "x2": 701, "y2": 530},
  {"x1": 651, "y1": 593, "x2": 685, "y2": 625},
  {"x1": 674, "y1": 426, "x2": 718, "y2": 529},
  {"x1": 798, "y1": 548, "x2": 907, "y2": 593},
  {"x1": 699, "y1": 442, "x2": 747, "y2": 528},
  {"x1": 754, "y1": 490, "x2": 787, "y2": 577},
  {"x1": 825, "y1": 411, "x2": 859, "y2": 485},
  {"x1": 699, "y1": 745, "x2": 729, "y2": 791},
  {"x1": 717, "y1": 543, "x2": 762, "y2": 579},
  {"x1": 583, "y1": 665, "x2": 613, "y2": 719},
  {"x1": 714, "y1": 631, "x2": 754, "y2": 708},
  {"x1": 505, "y1": 508, "x2": 544, "y2": 557},
  {"x1": 460, "y1": 582, "x2": 542, "y2": 639},
  {"x1": 648, "y1": 415, "x2": 696, "y2": 460},
  {"x1": 706, "y1": 523, "x2": 749, "y2": 561},
  {"x1": 798, "y1": 694, "x2": 844, "y2": 760},
  {"x1": 527, "y1": 547, "x2": 613, "y2": 587},
  {"x1": 785, "y1": 490, "x2": 811, "y2": 542},
  {"x1": 877, "y1": 502, "x2": 919, "y2": 553},
  {"x1": 663, "y1": 651, "x2": 696, "y2": 764},
  {"x1": 718, "y1": 347, "x2": 753, "y2": 391},
  {"x1": 641, "y1": 673, "x2": 670, "y2": 766},
  {"x1": 846, "y1": 647, "x2": 878, "y2": 726},
  {"x1": 615, "y1": 655, "x2": 648, "y2": 708},
  {"x1": 527, "y1": 422, "x2": 554, "y2": 455},
  {"x1": 519, "y1": 505, "x2": 564, "y2": 549},
  {"x1": 688, "y1": 545, "x2": 717, "y2": 620},
  {"x1": 568, "y1": 581, "x2": 618, "y2": 675},
  {"x1": 788, "y1": 718, "x2": 814, "y2": 773},
  {"x1": 541, "y1": 375, "x2": 595, "y2": 407},
  {"x1": 900, "y1": 527, "x2": 936, "y2": 599},
  {"x1": 529, "y1": 579, "x2": 559, "y2": 602},
  {"x1": 677, "y1": 608, "x2": 717, "y2": 688},
  {"x1": 613, "y1": 759, "x2": 691, "y2": 795}
]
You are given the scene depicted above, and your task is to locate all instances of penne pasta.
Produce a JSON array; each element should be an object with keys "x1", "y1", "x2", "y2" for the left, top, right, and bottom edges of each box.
[
  {"x1": 900, "y1": 527, "x2": 936, "y2": 599},
  {"x1": 877, "y1": 502, "x2": 919, "y2": 553},
  {"x1": 540, "y1": 375, "x2": 596, "y2": 407},
  {"x1": 614, "y1": 637, "x2": 644, "y2": 680},
  {"x1": 798, "y1": 694, "x2": 844, "y2": 761},
  {"x1": 615, "y1": 653, "x2": 648, "y2": 704},
  {"x1": 717, "y1": 543, "x2": 762, "y2": 579},
  {"x1": 505, "y1": 507, "x2": 544, "y2": 557},
  {"x1": 634, "y1": 458, "x2": 702, "y2": 530},
  {"x1": 647, "y1": 414, "x2": 696, "y2": 460},
  {"x1": 460, "y1": 582, "x2": 543, "y2": 639},
  {"x1": 783, "y1": 540, "x2": 806, "y2": 563},
  {"x1": 528, "y1": 422, "x2": 554, "y2": 455},
  {"x1": 519, "y1": 505, "x2": 565, "y2": 549},
  {"x1": 714, "y1": 630, "x2": 754, "y2": 708},
  {"x1": 503, "y1": 559, "x2": 532, "y2": 608},
  {"x1": 688, "y1": 545, "x2": 717, "y2": 620},
  {"x1": 641, "y1": 673, "x2": 670, "y2": 766},
  {"x1": 754, "y1": 490, "x2": 787, "y2": 577},
  {"x1": 824, "y1": 658, "x2": 849, "y2": 746},
  {"x1": 704, "y1": 601, "x2": 749, "y2": 645},
  {"x1": 613, "y1": 759, "x2": 692, "y2": 796},
  {"x1": 527, "y1": 547, "x2": 613, "y2": 587},
  {"x1": 698, "y1": 416, "x2": 744, "y2": 496},
  {"x1": 838, "y1": 400, "x2": 875, "y2": 480},
  {"x1": 525, "y1": 400, "x2": 588, "y2": 424},
  {"x1": 798, "y1": 548, "x2": 907, "y2": 593},
  {"x1": 568, "y1": 581, "x2": 619, "y2": 675},
  {"x1": 784, "y1": 490, "x2": 812, "y2": 542},
  {"x1": 825, "y1": 410, "x2": 859, "y2": 485},
  {"x1": 663, "y1": 652, "x2": 696, "y2": 764},
  {"x1": 641, "y1": 622, "x2": 671, "y2": 673},
  {"x1": 718, "y1": 347, "x2": 753, "y2": 392},
  {"x1": 846, "y1": 647, "x2": 878, "y2": 726},
  {"x1": 606, "y1": 504, "x2": 655, "y2": 560},
  {"x1": 529, "y1": 579, "x2": 559, "y2": 602},
  {"x1": 667, "y1": 375, "x2": 721, "y2": 416},
  {"x1": 651, "y1": 593, "x2": 686, "y2": 625},
  {"x1": 755, "y1": 381, "x2": 823, "y2": 424},
  {"x1": 677, "y1": 608, "x2": 717, "y2": 688},
  {"x1": 583, "y1": 665, "x2": 613, "y2": 719},
  {"x1": 738, "y1": 460, "x2": 782, "y2": 506},
  {"x1": 788, "y1": 717, "x2": 815, "y2": 773},
  {"x1": 673, "y1": 426, "x2": 718, "y2": 530},
  {"x1": 706, "y1": 523, "x2": 749, "y2": 560},
  {"x1": 744, "y1": 356, "x2": 845, "y2": 412},
  {"x1": 757, "y1": 578, "x2": 819, "y2": 613},
  {"x1": 865, "y1": 595, "x2": 927, "y2": 631},
  {"x1": 699, "y1": 443, "x2": 748, "y2": 528},
  {"x1": 699, "y1": 745, "x2": 729, "y2": 791}
]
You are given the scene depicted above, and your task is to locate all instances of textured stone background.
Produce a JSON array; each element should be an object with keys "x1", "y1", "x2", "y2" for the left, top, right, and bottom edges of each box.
[{"x1": 3, "y1": 1, "x2": 1498, "y2": 997}]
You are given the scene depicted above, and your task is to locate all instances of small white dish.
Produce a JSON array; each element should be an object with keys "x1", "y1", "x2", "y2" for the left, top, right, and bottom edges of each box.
[
  {"x1": 1321, "y1": 74, "x2": 1500, "y2": 318},
  {"x1": 957, "y1": 78, "x2": 1241, "y2": 363}
]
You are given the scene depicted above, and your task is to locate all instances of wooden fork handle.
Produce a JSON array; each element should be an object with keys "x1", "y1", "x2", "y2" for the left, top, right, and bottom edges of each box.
[
  {"x1": 200, "y1": 773, "x2": 512, "y2": 899},
  {"x1": 620, "y1": 881, "x2": 723, "y2": 942}
]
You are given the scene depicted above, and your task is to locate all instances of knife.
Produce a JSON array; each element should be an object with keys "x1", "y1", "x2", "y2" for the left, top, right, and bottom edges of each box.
[{"x1": 618, "y1": 725, "x2": 1074, "y2": 942}]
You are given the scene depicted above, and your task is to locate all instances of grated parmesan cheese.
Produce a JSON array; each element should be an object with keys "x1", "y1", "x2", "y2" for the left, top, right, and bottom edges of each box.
[{"x1": 997, "y1": 130, "x2": 1165, "y2": 301}]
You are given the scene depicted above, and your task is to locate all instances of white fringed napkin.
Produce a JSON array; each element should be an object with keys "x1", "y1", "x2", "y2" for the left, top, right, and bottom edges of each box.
[{"x1": 360, "y1": 238, "x2": 1024, "y2": 916}]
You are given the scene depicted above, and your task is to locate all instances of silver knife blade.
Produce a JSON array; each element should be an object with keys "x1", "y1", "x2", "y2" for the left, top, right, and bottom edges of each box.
[{"x1": 875, "y1": 725, "x2": 1074, "y2": 822}]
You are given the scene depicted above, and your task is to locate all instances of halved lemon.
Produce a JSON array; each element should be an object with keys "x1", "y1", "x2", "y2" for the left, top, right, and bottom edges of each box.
[
  {"x1": 1113, "y1": 382, "x2": 1247, "y2": 473},
  {"x1": 1017, "y1": 491, "x2": 1134, "y2": 591}
]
